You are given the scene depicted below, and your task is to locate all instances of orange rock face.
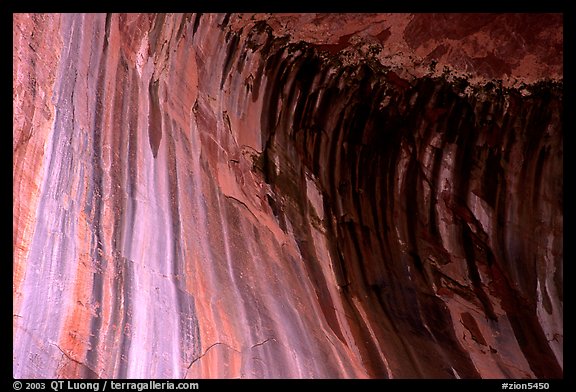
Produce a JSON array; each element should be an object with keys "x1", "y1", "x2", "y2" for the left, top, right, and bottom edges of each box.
[{"x1": 13, "y1": 13, "x2": 562, "y2": 378}]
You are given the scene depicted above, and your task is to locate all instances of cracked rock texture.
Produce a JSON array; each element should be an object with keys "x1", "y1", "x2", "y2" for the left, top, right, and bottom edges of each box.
[{"x1": 13, "y1": 13, "x2": 562, "y2": 378}]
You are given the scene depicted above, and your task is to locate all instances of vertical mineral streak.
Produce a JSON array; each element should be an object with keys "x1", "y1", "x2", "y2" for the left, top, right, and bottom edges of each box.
[{"x1": 14, "y1": 13, "x2": 562, "y2": 379}]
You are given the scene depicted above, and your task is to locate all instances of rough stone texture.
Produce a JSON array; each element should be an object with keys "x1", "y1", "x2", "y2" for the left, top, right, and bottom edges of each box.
[
  {"x1": 13, "y1": 13, "x2": 562, "y2": 379},
  {"x1": 231, "y1": 13, "x2": 562, "y2": 87}
]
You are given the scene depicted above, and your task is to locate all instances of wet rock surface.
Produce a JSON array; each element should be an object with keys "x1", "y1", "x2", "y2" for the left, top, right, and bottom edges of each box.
[{"x1": 13, "y1": 13, "x2": 562, "y2": 378}]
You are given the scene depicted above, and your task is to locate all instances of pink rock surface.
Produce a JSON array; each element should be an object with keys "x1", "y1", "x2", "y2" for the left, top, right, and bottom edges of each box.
[{"x1": 13, "y1": 13, "x2": 562, "y2": 379}]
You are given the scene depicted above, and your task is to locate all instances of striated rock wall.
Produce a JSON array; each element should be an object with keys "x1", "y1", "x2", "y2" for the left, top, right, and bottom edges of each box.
[{"x1": 13, "y1": 13, "x2": 562, "y2": 378}]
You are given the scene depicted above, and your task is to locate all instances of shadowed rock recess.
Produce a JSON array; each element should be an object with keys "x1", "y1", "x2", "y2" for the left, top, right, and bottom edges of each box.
[{"x1": 13, "y1": 13, "x2": 562, "y2": 379}]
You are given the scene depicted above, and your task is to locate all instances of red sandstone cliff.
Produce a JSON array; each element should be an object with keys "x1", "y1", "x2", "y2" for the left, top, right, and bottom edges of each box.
[{"x1": 13, "y1": 13, "x2": 562, "y2": 379}]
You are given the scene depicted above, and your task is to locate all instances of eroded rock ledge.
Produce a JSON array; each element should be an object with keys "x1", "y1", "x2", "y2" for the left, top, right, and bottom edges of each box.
[{"x1": 13, "y1": 13, "x2": 562, "y2": 379}]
